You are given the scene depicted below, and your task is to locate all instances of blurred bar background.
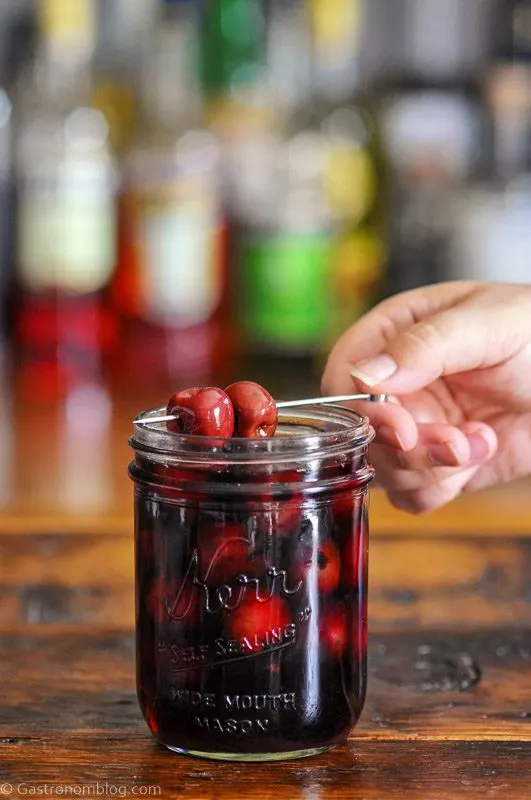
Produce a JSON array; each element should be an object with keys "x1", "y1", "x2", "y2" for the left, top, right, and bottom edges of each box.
[{"x1": 0, "y1": 0, "x2": 529, "y2": 420}]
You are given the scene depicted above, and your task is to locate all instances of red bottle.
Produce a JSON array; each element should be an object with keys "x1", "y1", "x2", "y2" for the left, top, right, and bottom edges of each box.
[
  {"x1": 14, "y1": 0, "x2": 118, "y2": 401},
  {"x1": 112, "y1": 0, "x2": 227, "y2": 390}
]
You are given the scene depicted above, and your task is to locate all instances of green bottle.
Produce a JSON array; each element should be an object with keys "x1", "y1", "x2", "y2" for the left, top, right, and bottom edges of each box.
[
  {"x1": 201, "y1": 0, "x2": 267, "y2": 100},
  {"x1": 239, "y1": 0, "x2": 334, "y2": 356}
]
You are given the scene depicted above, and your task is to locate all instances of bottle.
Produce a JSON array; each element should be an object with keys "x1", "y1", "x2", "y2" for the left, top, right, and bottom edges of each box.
[
  {"x1": 114, "y1": 0, "x2": 225, "y2": 388},
  {"x1": 362, "y1": 0, "x2": 491, "y2": 86},
  {"x1": 92, "y1": 0, "x2": 158, "y2": 156},
  {"x1": 201, "y1": 0, "x2": 268, "y2": 102},
  {"x1": 448, "y1": 0, "x2": 531, "y2": 284},
  {"x1": 201, "y1": 0, "x2": 274, "y2": 224},
  {"x1": 311, "y1": 0, "x2": 364, "y2": 102},
  {"x1": 200, "y1": 0, "x2": 281, "y2": 364},
  {"x1": 486, "y1": 0, "x2": 531, "y2": 182},
  {"x1": 238, "y1": 126, "x2": 334, "y2": 357},
  {"x1": 0, "y1": 1, "x2": 32, "y2": 350},
  {"x1": 450, "y1": 178, "x2": 531, "y2": 284},
  {"x1": 372, "y1": 0, "x2": 489, "y2": 293},
  {"x1": 311, "y1": 0, "x2": 386, "y2": 340},
  {"x1": 267, "y1": 0, "x2": 313, "y2": 113},
  {"x1": 233, "y1": 0, "x2": 383, "y2": 357},
  {"x1": 14, "y1": 0, "x2": 117, "y2": 401},
  {"x1": 236, "y1": 0, "x2": 336, "y2": 358},
  {"x1": 321, "y1": 105, "x2": 386, "y2": 339},
  {"x1": 380, "y1": 89, "x2": 481, "y2": 292},
  {"x1": 498, "y1": 0, "x2": 531, "y2": 63}
]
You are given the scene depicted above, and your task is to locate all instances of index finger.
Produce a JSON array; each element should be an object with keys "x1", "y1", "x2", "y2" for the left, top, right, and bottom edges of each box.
[{"x1": 322, "y1": 282, "x2": 479, "y2": 397}]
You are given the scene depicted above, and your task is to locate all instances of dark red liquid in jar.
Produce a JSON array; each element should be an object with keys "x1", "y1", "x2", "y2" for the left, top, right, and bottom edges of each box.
[{"x1": 130, "y1": 407, "x2": 373, "y2": 760}]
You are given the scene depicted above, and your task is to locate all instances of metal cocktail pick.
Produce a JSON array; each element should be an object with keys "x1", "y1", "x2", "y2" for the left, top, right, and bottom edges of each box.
[{"x1": 134, "y1": 394, "x2": 389, "y2": 425}]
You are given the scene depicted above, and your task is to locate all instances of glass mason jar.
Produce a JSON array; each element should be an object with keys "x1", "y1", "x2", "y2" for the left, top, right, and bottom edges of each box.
[{"x1": 129, "y1": 404, "x2": 374, "y2": 761}]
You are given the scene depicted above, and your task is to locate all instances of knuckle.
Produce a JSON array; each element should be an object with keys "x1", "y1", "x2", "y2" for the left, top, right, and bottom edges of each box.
[
  {"x1": 401, "y1": 322, "x2": 445, "y2": 370},
  {"x1": 417, "y1": 468, "x2": 442, "y2": 492},
  {"x1": 394, "y1": 448, "x2": 413, "y2": 470}
]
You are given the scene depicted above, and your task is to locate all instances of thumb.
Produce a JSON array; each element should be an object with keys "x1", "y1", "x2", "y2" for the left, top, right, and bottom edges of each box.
[{"x1": 350, "y1": 307, "x2": 492, "y2": 394}]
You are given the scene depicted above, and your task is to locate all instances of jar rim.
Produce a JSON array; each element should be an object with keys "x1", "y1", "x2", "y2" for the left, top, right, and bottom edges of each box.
[{"x1": 130, "y1": 404, "x2": 374, "y2": 465}]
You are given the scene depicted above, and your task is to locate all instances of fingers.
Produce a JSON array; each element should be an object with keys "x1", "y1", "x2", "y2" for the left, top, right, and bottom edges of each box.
[
  {"x1": 373, "y1": 422, "x2": 495, "y2": 485},
  {"x1": 343, "y1": 398, "x2": 419, "y2": 451},
  {"x1": 345, "y1": 399, "x2": 496, "y2": 461},
  {"x1": 349, "y1": 307, "x2": 490, "y2": 394},
  {"x1": 458, "y1": 420, "x2": 499, "y2": 462},
  {"x1": 386, "y1": 467, "x2": 480, "y2": 514},
  {"x1": 321, "y1": 281, "x2": 520, "y2": 513},
  {"x1": 322, "y1": 281, "x2": 481, "y2": 397},
  {"x1": 371, "y1": 421, "x2": 498, "y2": 513},
  {"x1": 322, "y1": 281, "x2": 529, "y2": 398}
]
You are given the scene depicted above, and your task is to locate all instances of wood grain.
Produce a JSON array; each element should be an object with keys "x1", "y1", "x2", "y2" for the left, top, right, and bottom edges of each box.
[
  {"x1": 3, "y1": 532, "x2": 531, "y2": 631},
  {"x1": 2, "y1": 738, "x2": 531, "y2": 800},
  {"x1": 1, "y1": 629, "x2": 531, "y2": 742},
  {"x1": 370, "y1": 534, "x2": 531, "y2": 630}
]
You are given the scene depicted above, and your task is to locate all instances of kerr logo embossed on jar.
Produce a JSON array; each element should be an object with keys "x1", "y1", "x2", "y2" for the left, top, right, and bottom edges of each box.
[{"x1": 165, "y1": 546, "x2": 303, "y2": 620}]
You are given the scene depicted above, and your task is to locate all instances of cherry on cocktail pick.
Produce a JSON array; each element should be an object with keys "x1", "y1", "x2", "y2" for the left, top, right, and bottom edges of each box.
[
  {"x1": 225, "y1": 381, "x2": 277, "y2": 438},
  {"x1": 134, "y1": 393, "x2": 389, "y2": 427},
  {"x1": 165, "y1": 387, "x2": 235, "y2": 437}
]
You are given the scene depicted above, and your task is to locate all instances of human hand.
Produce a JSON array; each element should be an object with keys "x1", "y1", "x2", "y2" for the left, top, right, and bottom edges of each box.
[{"x1": 322, "y1": 281, "x2": 531, "y2": 512}]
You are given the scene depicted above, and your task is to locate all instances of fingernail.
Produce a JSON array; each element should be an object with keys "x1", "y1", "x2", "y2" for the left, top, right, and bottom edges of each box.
[
  {"x1": 379, "y1": 425, "x2": 407, "y2": 451},
  {"x1": 351, "y1": 355, "x2": 398, "y2": 388},
  {"x1": 467, "y1": 433, "x2": 490, "y2": 461},
  {"x1": 428, "y1": 441, "x2": 462, "y2": 467}
]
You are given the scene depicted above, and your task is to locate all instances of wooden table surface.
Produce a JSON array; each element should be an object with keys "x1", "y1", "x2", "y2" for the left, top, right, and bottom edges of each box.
[{"x1": 1, "y1": 379, "x2": 531, "y2": 799}]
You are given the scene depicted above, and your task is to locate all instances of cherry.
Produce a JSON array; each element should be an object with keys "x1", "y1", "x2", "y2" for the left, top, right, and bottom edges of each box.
[
  {"x1": 319, "y1": 603, "x2": 348, "y2": 659},
  {"x1": 197, "y1": 520, "x2": 264, "y2": 583},
  {"x1": 166, "y1": 386, "x2": 235, "y2": 437},
  {"x1": 225, "y1": 381, "x2": 278, "y2": 438},
  {"x1": 317, "y1": 541, "x2": 341, "y2": 593},
  {"x1": 294, "y1": 539, "x2": 340, "y2": 594},
  {"x1": 272, "y1": 497, "x2": 301, "y2": 536},
  {"x1": 228, "y1": 595, "x2": 290, "y2": 641}
]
